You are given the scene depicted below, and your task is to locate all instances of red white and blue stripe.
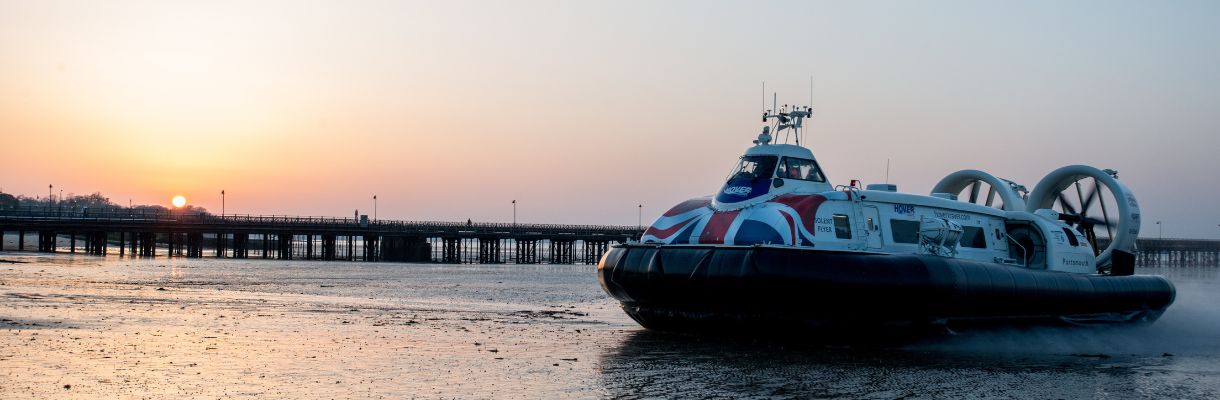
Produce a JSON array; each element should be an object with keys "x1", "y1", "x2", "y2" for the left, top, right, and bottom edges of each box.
[{"x1": 642, "y1": 194, "x2": 828, "y2": 246}]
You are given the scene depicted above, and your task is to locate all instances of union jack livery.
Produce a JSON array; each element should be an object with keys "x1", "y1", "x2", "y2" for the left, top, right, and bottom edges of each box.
[{"x1": 644, "y1": 194, "x2": 828, "y2": 246}]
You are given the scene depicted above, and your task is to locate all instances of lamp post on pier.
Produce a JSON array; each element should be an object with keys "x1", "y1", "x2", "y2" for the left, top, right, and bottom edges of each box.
[
  {"x1": 1156, "y1": 221, "x2": 1162, "y2": 240},
  {"x1": 638, "y1": 204, "x2": 642, "y2": 230},
  {"x1": 512, "y1": 200, "x2": 517, "y2": 229},
  {"x1": 373, "y1": 195, "x2": 378, "y2": 221},
  {"x1": 221, "y1": 190, "x2": 226, "y2": 216},
  {"x1": 48, "y1": 184, "x2": 52, "y2": 211}
]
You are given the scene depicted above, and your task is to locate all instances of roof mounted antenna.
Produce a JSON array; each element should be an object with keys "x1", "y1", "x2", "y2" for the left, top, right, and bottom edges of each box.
[
  {"x1": 804, "y1": 76, "x2": 813, "y2": 146},
  {"x1": 759, "y1": 82, "x2": 814, "y2": 146}
]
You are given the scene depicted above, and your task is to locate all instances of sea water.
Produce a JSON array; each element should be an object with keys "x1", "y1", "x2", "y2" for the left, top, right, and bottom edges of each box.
[{"x1": 0, "y1": 253, "x2": 1217, "y2": 398}]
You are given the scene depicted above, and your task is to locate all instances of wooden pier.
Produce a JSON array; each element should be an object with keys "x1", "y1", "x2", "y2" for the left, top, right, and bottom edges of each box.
[
  {"x1": 1105, "y1": 238, "x2": 1220, "y2": 267},
  {"x1": 0, "y1": 207, "x2": 640, "y2": 264}
]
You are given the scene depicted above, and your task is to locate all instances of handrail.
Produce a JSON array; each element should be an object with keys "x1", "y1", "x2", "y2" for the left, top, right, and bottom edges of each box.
[{"x1": 1003, "y1": 232, "x2": 1027, "y2": 268}]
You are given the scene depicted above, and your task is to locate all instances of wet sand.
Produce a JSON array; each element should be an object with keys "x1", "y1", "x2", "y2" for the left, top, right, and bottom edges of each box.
[
  {"x1": 0, "y1": 254, "x2": 628, "y2": 398},
  {"x1": 2, "y1": 253, "x2": 1219, "y2": 398}
]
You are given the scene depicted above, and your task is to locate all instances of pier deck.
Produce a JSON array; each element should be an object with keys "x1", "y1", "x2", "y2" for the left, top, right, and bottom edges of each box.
[{"x1": 0, "y1": 207, "x2": 641, "y2": 264}]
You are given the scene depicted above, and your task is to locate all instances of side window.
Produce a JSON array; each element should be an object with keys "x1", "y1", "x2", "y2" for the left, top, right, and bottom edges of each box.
[
  {"x1": 890, "y1": 219, "x2": 920, "y2": 244},
  {"x1": 776, "y1": 158, "x2": 790, "y2": 178},
  {"x1": 777, "y1": 157, "x2": 827, "y2": 182},
  {"x1": 832, "y1": 214, "x2": 852, "y2": 239},
  {"x1": 1062, "y1": 228, "x2": 1079, "y2": 246},
  {"x1": 959, "y1": 226, "x2": 987, "y2": 248},
  {"x1": 727, "y1": 156, "x2": 778, "y2": 181},
  {"x1": 806, "y1": 161, "x2": 826, "y2": 182}
]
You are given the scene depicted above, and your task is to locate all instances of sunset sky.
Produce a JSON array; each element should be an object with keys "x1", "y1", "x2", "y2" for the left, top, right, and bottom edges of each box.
[{"x1": 2, "y1": 1, "x2": 1218, "y2": 237}]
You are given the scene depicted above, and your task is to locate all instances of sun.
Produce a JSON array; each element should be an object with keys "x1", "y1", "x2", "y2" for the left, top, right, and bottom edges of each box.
[{"x1": 171, "y1": 195, "x2": 187, "y2": 208}]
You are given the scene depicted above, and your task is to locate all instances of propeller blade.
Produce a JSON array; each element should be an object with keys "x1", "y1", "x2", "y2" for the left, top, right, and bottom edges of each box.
[
  {"x1": 1081, "y1": 180, "x2": 1100, "y2": 213},
  {"x1": 1072, "y1": 206, "x2": 1101, "y2": 250},
  {"x1": 969, "y1": 181, "x2": 981, "y2": 204},
  {"x1": 1074, "y1": 181, "x2": 1089, "y2": 218},
  {"x1": 1057, "y1": 193, "x2": 1078, "y2": 214},
  {"x1": 1082, "y1": 223, "x2": 1100, "y2": 256},
  {"x1": 1080, "y1": 217, "x2": 1118, "y2": 240},
  {"x1": 1084, "y1": 216, "x2": 1116, "y2": 229}
]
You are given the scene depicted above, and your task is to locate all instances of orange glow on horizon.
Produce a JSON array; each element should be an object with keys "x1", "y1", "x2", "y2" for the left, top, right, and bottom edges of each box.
[{"x1": 0, "y1": 2, "x2": 1218, "y2": 236}]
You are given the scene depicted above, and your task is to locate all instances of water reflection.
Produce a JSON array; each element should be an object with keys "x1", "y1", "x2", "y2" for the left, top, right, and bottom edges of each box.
[
  {"x1": 597, "y1": 329, "x2": 1211, "y2": 398},
  {"x1": 3, "y1": 252, "x2": 1218, "y2": 398}
]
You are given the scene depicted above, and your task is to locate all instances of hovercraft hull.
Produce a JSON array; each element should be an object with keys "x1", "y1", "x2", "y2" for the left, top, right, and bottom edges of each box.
[{"x1": 597, "y1": 244, "x2": 1176, "y2": 332}]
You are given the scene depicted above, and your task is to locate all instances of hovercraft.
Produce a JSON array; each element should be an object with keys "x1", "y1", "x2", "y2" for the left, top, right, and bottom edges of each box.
[{"x1": 598, "y1": 102, "x2": 1174, "y2": 333}]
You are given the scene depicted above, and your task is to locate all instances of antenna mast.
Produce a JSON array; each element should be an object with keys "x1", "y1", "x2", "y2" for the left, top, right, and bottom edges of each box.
[
  {"x1": 762, "y1": 81, "x2": 766, "y2": 114},
  {"x1": 759, "y1": 83, "x2": 814, "y2": 146}
]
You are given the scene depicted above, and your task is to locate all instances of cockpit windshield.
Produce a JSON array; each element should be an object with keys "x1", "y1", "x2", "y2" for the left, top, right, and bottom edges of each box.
[
  {"x1": 727, "y1": 156, "x2": 777, "y2": 182},
  {"x1": 776, "y1": 157, "x2": 826, "y2": 182}
]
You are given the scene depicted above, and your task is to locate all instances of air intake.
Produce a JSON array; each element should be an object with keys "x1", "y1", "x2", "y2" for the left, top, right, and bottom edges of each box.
[{"x1": 865, "y1": 183, "x2": 897, "y2": 192}]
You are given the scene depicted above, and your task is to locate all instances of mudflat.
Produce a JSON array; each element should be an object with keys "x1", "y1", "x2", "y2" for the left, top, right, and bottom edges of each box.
[{"x1": 2, "y1": 253, "x2": 1218, "y2": 399}]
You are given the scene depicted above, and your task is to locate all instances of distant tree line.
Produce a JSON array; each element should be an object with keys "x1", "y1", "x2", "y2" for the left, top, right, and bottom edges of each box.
[
  {"x1": 0, "y1": 192, "x2": 15, "y2": 209},
  {"x1": 0, "y1": 190, "x2": 210, "y2": 215}
]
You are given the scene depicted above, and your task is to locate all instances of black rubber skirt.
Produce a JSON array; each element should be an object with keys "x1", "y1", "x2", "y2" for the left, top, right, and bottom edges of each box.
[{"x1": 597, "y1": 244, "x2": 1176, "y2": 332}]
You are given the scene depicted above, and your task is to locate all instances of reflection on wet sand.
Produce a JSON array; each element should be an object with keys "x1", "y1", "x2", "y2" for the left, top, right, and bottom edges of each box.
[
  {"x1": 1, "y1": 254, "x2": 1218, "y2": 398},
  {"x1": 0, "y1": 254, "x2": 626, "y2": 398},
  {"x1": 598, "y1": 329, "x2": 1206, "y2": 399},
  {"x1": 597, "y1": 267, "x2": 1220, "y2": 398}
]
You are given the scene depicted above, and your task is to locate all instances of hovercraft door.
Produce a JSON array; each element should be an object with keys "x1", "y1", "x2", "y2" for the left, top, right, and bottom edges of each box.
[{"x1": 863, "y1": 205, "x2": 883, "y2": 250}]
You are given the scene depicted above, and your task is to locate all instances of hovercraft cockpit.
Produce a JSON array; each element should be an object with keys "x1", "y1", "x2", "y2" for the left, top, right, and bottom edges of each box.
[{"x1": 716, "y1": 145, "x2": 830, "y2": 209}]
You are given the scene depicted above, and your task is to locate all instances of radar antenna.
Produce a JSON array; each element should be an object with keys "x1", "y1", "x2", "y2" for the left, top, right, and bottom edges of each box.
[{"x1": 761, "y1": 95, "x2": 813, "y2": 146}]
